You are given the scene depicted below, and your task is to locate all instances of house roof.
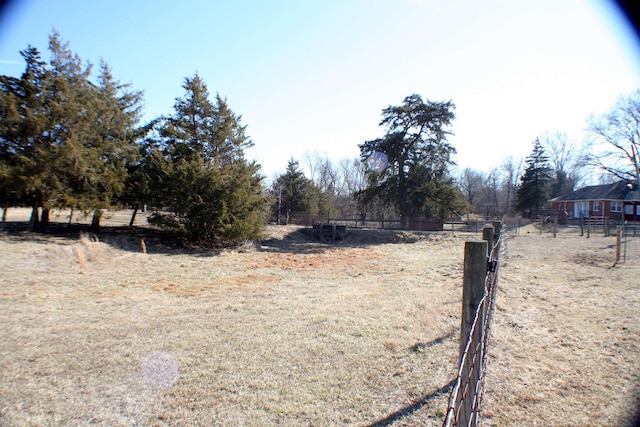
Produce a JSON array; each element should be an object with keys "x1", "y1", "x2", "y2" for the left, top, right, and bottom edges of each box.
[{"x1": 555, "y1": 181, "x2": 640, "y2": 202}]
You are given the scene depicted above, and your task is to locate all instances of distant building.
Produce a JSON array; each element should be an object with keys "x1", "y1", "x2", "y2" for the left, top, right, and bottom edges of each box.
[{"x1": 550, "y1": 181, "x2": 640, "y2": 222}]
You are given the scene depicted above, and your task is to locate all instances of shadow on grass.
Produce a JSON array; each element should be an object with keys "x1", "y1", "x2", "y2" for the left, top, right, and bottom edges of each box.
[
  {"x1": 258, "y1": 226, "x2": 435, "y2": 254},
  {"x1": 410, "y1": 329, "x2": 458, "y2": 353},
  {"x1": 365, "y1": 329, "x2": 458, "y2": 426},
  {"x1": 0, "y1": 221, "x2": 222, "y2": 256},
  {"x1": 365, "y1": 378, "x2": 456, "y2": 427},
  {"x1": 0, "y1": 222, "x2": 432, "y2": 257}
]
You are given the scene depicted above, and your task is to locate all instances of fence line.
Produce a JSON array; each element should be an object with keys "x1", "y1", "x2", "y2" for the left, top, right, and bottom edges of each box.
[
  {"x1": 614, "y1": 224, "x2": 639, "y2": 266},
  {"x1": 443, "y1": 224, "x2": 505, "y2": 427}
]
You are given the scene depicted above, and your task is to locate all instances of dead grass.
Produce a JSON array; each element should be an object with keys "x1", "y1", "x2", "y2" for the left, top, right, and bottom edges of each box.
[
  {"x1": 0, "y1": 209, "x2": 638, "y2": 426},
  {"x1": 0, "y1": 210, "x2": 463, "y2": 426},
  {"x1": 483, "y1": 232, "x2": 640, "y2": 427}
]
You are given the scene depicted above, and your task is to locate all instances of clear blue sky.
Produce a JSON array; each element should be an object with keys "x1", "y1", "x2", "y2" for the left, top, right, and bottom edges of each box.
[{"x1": 1, "y1": 0, "x2": 639, "y2": 181}]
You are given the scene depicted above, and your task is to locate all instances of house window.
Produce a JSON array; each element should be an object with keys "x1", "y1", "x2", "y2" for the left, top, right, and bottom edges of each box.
[
  {"x1": 611, "y1": 201, "x2": 622, "y2": 213},
  {"x1": 593, "y1": 201, "x2": 600, "y2": 212}
]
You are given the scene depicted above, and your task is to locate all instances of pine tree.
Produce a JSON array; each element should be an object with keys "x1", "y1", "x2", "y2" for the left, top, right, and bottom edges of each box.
[
  {"x1": 118, "y1": 121, "x2": 163, "y2": 227},
  {"x1": 84, "y1": 60, "x2": 143, "y2": 229},
  {"x1": 0, "y1": 33, "x2": 144, "y2": 231},
  {"x1": 159, "y1": 74, "x2": 252, "y2": 165},
  {"x1": 358, "y1": 94, "x2": 461, "y2": 225},
  {"x1": 39, "y1": 33, "x2": 142, "y2": 229},
  {"x1": 0, "y1": 45, "x2": 54, "y2": 230},
  {"x1": 214, "y1": 160, "x2": 271, "y2": 241},
  {"x1": 271, "y1": 159, "x2": 333, "y2": 225},
  {"x1": 516, "y1": 138, "x2": 552, "y2": 217},
  {"x1": 147, "y1": 74, "x2": 269, "y2": 243}
]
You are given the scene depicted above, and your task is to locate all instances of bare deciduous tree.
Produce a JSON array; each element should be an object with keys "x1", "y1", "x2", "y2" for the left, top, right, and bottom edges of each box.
[
  {"x1": 586, "y1": 89, "x2": 640, "y2": 184},
  {"x1": 499, "y1": 156, "x2": 523, "y2": 215},
  {"x1": 303, "y1": 150, "x2": 341, "y2": 195},
  {"x1": 458, "y1": 168, "x2": 485, "y2": 209},
  {"x1": 338, "y1": 158, "x2": 367, "y2": 197},
  {"x1": 539, "y1": 131, "x2": 585, "y2": 196}
]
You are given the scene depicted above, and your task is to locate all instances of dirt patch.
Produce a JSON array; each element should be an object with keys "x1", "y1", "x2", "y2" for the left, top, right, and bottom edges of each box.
[{"x1": 244, "y1": 248, "x2": 387, "y2": 271}]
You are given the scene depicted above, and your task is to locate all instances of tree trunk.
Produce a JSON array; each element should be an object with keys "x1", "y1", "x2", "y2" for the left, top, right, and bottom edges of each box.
[
  {"x1": 39, "y1": 208, "x2": 50, "y2": 231},
  {"x1": 1, "y1": 206, "x2": 7, "y2": 230},
  {"x1": 91, "y1": 210, "x2": 102, "y2": 231},
  {"x1": 129, "y1": 207, "x2": 138, "y2": 227},
  {"x1": 398, "y1": 159, "x2": 409, "y2": 229},
  {"x1": 29, "y1": 206, "x2": 40, "y2": 232}
]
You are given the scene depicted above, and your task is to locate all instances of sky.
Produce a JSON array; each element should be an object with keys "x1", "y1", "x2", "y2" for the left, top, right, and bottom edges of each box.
[{"x1": 1, "y1": 0, "x2": 639, "y2": 181}]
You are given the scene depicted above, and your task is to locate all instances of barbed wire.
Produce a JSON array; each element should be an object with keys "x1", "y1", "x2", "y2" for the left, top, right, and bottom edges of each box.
[{"x1": 443, "y1": 228, "x2": 504, "y2": 427}]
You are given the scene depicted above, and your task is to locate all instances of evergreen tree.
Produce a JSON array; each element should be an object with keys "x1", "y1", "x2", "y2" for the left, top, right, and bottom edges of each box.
[
  {"x1": 117, "y1": 120, "x2": 163, "y2": 226},
  {"x1": 0, "y1": 33, "x2": 144, "y2": 230},
  {"x1": 0, "y1": 73, "x2": 23, "y2": 223},
  {"x1": 159, "y1": 74, "x2": 251, "y2": 165},
  {"x1": 358, "y1": 94, "x2": 462, "y2": 225},
  {"x1": 84, "y1": 61, "x2": 143, "y2": 228},
  {"x1": 214, "y1": 160, "x2": 271, "y2": 241},
  {"x1": 0, "y1": 45, "x2": 55, "y2": 230},
  {"x1": 271, "y1": 159, "x2": 333, "y2": 224},
  {"x1": 44, "y1": 31, "x2": 95, "y2": 227},
  {"x1": 148, "y1": 74, "x2": 269, "y2": 243},
  {"x1": 516, "y1": 138, "x2": 552, "y2": 217}
]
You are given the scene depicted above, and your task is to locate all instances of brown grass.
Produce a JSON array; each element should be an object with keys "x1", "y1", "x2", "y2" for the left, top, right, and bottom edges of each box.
[
  {"x1": 483, "y1": 232, "x2": 640, "y2": 427},
  {"x1": 0, "y1": 208, "x2": 638, "y2": 426}
]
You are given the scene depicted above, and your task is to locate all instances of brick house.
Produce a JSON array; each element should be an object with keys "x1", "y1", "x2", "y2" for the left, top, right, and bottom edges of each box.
[{"x1": 550, "y1": 181, "x2": 640, "y2": 222}]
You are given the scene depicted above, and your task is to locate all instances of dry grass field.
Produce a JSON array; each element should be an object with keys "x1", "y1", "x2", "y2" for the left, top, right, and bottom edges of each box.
[
  {"x1": 483, "y1": 226, "x2": 640, "y2": 427},
  {"x1": 0, "y1": 208, "x2": 638, "y2": 426}
]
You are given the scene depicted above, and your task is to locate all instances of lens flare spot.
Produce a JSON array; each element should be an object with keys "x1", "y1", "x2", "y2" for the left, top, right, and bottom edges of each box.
[
  {"x1": 142, "y1": 351, "x2": 180, "y2": 389},
  {"x1": 366, "y1": 151, "x2": 388, "y2": 172}
]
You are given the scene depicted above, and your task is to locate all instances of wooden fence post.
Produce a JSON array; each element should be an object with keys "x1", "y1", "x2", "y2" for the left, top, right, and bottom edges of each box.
[
  {"x1": 553, "y1": 214, "x2": 557, "y2": 238},
  {"x1": 615, "y1": 225, "x2": 622, "y2": 265},
  {"x1": 492, "y1": 221, "x2": 502, "y2": 240},
  {"x1": 539, "y1": 214, "x2": 543, "y2": 235},
  {"x1": 460, "y1": 240, "x2": 488, "y2": 362},
  {"x1": 483, "y1": 225, "x2": 494, "y2": 252}
]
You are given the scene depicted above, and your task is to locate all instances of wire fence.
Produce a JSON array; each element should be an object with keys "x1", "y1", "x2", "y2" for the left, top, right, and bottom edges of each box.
[
  {"x1": 614, "y1": 224, "x2": 640, "y2": 266},
  {"x1": 442, "y1": 226, "x2": 505, "y2": 427}
]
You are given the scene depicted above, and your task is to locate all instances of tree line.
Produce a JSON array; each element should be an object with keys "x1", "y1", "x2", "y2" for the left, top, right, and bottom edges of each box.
[
  {"x1": 270, "y1": 94, "x2": 467, "y2": 227},
  {"x1": 275, "y1": 85, "x2": 640, "y2": 223},
  {"x1": 0, "y1": 32, "x2": 268, "y2": 243},
  {"x1": 2, "y1": 32, "x2": 638, "y2": 242},
  {"x1": 459, "y1": 88, "x2": 640, "y2": 219}
]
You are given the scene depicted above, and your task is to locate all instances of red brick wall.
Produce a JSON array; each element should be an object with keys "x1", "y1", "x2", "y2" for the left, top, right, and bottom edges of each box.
[{"x1": 550, "y1": 200, "x2": 624, "y2": 221}]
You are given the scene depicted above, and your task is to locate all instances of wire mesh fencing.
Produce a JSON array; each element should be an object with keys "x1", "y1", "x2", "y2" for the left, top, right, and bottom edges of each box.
[
  {"x1": 442, "y1": 225, "x2": 505, "y2": 427},
  {"x1": 614, "y1": 224, "x2": 640, "y2": 266}
]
